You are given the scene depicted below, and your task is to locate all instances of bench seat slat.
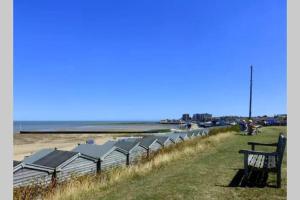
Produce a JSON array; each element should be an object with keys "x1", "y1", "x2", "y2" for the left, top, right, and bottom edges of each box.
[
  {"x1": 259, "y1": 155, "x2": 265, "y2": 168},
  {"x1": 248, "y1": 154, "x2": 254, "y2": 163},
  {"x1": 248, "y1": 154, "x2": 276, "y2": 169},
  {"x1": 254, "y1": 155, "x2": 263, "y2": 168},
  {"x1": 248, "y1": 154, "x2": 258, "y2": 167}
]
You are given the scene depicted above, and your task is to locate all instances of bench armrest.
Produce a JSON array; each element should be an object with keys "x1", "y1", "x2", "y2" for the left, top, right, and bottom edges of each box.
[
  {"x1": 247, "y1": 142, "x2": 277, "y2": 150},
  {"x1": 247, "y1": 142, "x2": 277, "y2": 146},
  {"x1": 239, "y1": 149, "x2": 278, "y2": 156}
]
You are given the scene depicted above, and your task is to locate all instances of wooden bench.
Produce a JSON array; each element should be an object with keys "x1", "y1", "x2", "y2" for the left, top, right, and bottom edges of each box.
[{"x1": 239, "y1": 133, "x2": 286, "y2": 188}]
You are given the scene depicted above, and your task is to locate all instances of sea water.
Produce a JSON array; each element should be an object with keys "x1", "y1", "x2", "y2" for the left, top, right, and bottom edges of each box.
[{"x1": 13, "y1": 121, "x2": 178, "y2": 134}]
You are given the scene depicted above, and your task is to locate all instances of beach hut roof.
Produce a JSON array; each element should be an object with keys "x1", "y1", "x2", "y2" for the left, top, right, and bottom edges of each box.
[
  {"x1": 168, "y1": 133, "x2": 181, "y2": 140},
  {"x1": 113, "y1": 140, "x2": 140, "y2": 153},
  {"x1": 72, "y1": 142, "x2": 122, "y2": 160},
  {"x1": 32, "y1": 150, "x2": 78, "y2": 169},
  {"x1": 153, "y1": 136, "x2": 170, "y2": 145},
  {"x1": 13, "y1": 160, "x2": 23, "y2": 172},
  {"x1": 103, "y1": 140, "x2": 118, "y2": 147},
  {"x1": 202, "y1": 129, "x2": 209, "y2": 134},
  {"x1": 136, "y1": 137, "x2": 158, "y2": 149},
  {"x1": 23, "y1": 148, "x2": 55, "y2": 164},
  {"x1": 187, "y1": 132, "x2": 195, "y2": 137},
  {"x1": 177, "y1": 132, "x2": 188, "y2": 138},
  {"x1": 14, "y1": 160, "x2": 22, "y2": 167},
  {"x1": 13, "y1": 160, "x2": 54, "y2": 173}
]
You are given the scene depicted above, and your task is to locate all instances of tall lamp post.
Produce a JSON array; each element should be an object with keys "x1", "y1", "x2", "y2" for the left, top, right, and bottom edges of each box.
[
  {"x1": 249, "y1": 65, "x2": 253, "y2": 120},
  {"x1": 247, "y1": 65, "x2": 253, "y2": 135}
]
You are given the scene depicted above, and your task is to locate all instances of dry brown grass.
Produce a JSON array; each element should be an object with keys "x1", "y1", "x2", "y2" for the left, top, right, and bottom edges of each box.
[{"x1": 42, "y1": 132, "x2": 234, "y2": 200}]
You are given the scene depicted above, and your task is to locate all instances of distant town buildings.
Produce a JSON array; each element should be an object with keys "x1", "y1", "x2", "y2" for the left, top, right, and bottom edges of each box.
[
  {"x1": 160, "y1": 113, "x2": 287, "y2": 126},
  {"x1": 181, "y1": 113, "x2": 213, "y2": 122},
  {"x1": 253, "y1": 114, "x2": 287, "y2": 126},
  {"x1": 274, "y1": 114, "x2": 287, "y2": 118},
  {"x1": 192, "y1": 113, "x2": 212, "y2": 122},
  {"x1": 181, "y1": 114, "x2": 191, "y2": 121},
  {"x1": 160, "y1": 113, "x2": 213, "y2": 125},
  {"x1": 160, "y1": 119, "x2": 184, "y2": 124}
]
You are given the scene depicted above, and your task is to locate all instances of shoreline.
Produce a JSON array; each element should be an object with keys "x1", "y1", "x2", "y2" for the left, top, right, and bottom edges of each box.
[
  {"x1": 18, "y1": 128, "x2": 171, "y2": 134},
  {"x1": 13, "y1": 121, "x2": 178, "y2": 134}
]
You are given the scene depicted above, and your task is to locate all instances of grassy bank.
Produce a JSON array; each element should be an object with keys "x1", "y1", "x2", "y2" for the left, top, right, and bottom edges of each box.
[{"x1": 14, "y1": 126, "x2": 286, "y2": 200}]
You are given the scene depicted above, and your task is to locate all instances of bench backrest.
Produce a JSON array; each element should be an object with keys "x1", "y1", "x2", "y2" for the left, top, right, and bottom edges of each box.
[{"x1": 276, "y1": 133, "x2": 287, "y2": 166}]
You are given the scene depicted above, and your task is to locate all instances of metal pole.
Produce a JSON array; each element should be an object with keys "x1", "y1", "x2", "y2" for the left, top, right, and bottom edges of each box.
[{"x1": 249, "y1": 65, "x2": 253, "y2": 119}]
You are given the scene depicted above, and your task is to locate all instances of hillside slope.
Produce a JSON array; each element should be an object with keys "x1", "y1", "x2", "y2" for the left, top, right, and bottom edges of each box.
[{"x1": 56, "y1": 126, "x2": 286, "y2": 200}]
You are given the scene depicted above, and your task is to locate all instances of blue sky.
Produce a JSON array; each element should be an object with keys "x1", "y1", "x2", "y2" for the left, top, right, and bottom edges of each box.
[{"x1": 14, "y1": 0, "x2": 286, "y2": 121}]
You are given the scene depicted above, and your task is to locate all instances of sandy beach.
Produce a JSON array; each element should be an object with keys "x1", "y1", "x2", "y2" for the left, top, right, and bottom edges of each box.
[
  {"x1": 13, "y1": 133, "x2": 135, "y2": 161},
  {"x1": 13, "y1": 122, "x2": 199, "y2": 161}
]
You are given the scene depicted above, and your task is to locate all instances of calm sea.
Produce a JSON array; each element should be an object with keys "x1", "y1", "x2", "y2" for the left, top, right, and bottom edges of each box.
[{"x1": 13, "y1": 121, "x2": 178, "y2": 134}]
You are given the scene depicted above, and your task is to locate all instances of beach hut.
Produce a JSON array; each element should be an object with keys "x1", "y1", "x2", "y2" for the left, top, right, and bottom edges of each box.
[
  {"x1": 72, "y1": 142, "x2": 127, "y2": 171},
  {"x1": 202, "y1": 129, "x2": 209, "y2": 136},
  {"x1": 168, "y1": 133, "x2": 184, "y2": 143},
  {"x1": 191, "y1": 130, "x2": 198, "y2": 137},
  {"x1": 196, "y1": 129, "x2": 201, "y2": 136},
  {"x1": 30, "y1": 150, "x2": 98, "y2": 183},
  {"x1": 199, "y1": 129, "x2": 204, "y2": 136},
  {"x1": 154, "y1": 136, "x2": 175, "y2": 147},
  {"x1": 112, "y1": 140, "x2": 148, "y2": 164},
  {"x1": 187, "y1": 132, "x2": 196, "y2": 139},
  {"x1": 197, "y1": 129, "x2": 203, "y2": 136},
  {"x1": 13, "y1": 160, "x2": 54, "y2": 188},
  {"x1": 178, "y1": 133, "x2": 189, "y2": 141},
  {"x1": 136, "y1": 137, "x2": 163, "y2": 157},
  {"x1": 23, "y1": 148, "x2": 55, "y2": 164}
]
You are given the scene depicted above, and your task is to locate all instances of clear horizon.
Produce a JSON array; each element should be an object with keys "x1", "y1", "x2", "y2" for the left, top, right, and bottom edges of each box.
[
  {"x1": 14, "y1": 113, "x2": 286, "y2": 122},
  {"x1": 14, "y1": 0, "x2": 286, "y2": 121}
]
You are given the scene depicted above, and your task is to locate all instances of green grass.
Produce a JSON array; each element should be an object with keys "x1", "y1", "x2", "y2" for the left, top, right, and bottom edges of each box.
[
  {"x1": 25, "y1": 126, "x2": 284, "y2": 200},
  {"x1": 73, "y1": 126, "x2": 286, "y2": 200}
]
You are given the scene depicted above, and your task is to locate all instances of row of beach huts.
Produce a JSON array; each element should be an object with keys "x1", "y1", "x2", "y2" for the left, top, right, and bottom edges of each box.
[{"x1": 13, "y1": 129, "x2": 210, "y2": 188}]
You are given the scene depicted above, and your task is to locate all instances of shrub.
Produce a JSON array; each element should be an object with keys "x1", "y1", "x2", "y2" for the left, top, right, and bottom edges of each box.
[{"x1": 208, "y1": 125, "x2": 240, "y2": 136}]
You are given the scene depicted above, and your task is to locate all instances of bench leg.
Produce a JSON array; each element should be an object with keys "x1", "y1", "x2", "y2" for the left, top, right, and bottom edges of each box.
[
  {"x1": 244, "y1": 154, "x2": 249, "y2": 178},
  {"x1": 277, "y1": 168, "x2": 281, "y2": 188}
]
